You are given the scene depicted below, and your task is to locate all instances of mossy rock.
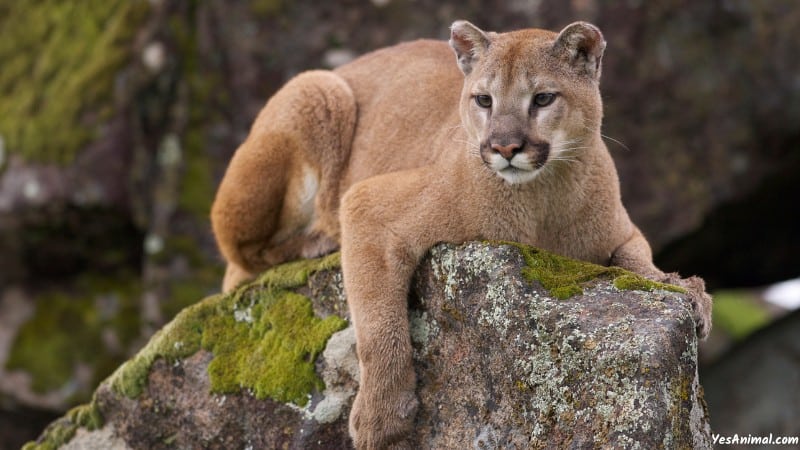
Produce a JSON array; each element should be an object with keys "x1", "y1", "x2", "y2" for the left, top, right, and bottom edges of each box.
[
  {"x1": 23, "y1": 242, "x2": 710, "y2": 449},
  {"x1": 107, "y1": 253, "x2": 346, "y2": 405},
  {"x1": 0, "y1": 0, "x2": 150, "y2": 164},
  {"x1": 21, "y1": 402, "x2": 103, "y2": 450},
  {"x1": 23, "y1": 253, "x2": 347, "y2": 449},
  {"x1": 5, "y1": 272, "x2": 143, "y2": 397},
  {"x1": 503, "y1": 241, "x2": 685, "y2": 299}
]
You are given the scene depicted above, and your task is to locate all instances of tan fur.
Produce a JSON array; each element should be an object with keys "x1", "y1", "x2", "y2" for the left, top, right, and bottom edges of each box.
[
  {"x1": 211, "y1": 21, "x2": 712, "y2": 448},
  {"x1": 211, "y1": 70, "x2": 355, "y2": 289}
]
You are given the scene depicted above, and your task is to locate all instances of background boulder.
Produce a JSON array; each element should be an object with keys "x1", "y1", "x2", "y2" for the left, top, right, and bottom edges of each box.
[{"x1": 703, "y1": 308, "x2": 800, "y2": 441}]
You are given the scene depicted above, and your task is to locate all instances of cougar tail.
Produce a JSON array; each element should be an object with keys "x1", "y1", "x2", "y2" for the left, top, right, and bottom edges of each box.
[{"x1": 211, "y1": 70, "x2": 357, "y2": 290}]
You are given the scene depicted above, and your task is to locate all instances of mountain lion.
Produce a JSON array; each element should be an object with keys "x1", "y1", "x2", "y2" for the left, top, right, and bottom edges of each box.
[{"x1": 211, "y1": 20, "x2": 712, "y2": 449}]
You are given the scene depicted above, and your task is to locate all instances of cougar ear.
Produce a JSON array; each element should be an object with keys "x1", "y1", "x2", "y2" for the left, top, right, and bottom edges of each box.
[
  {"x1": 449, "y1": 20, "x2": 491, "y2": 75},
  {"x1": 552, "y1": 22, "x2": 606, "y2": 79}
]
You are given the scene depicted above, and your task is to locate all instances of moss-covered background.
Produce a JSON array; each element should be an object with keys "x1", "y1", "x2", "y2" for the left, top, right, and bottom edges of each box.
[{"x1": 1, "y1": 0, "x2": 799, "y2": 447}]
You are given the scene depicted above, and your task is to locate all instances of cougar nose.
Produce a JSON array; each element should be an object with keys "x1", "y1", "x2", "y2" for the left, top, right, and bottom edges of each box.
[{"x1": 491, "y1": 141, "x2": 525, "y2": 160}]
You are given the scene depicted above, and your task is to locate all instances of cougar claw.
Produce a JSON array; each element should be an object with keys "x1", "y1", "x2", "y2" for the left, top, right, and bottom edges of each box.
[{"x1": 663, "y1": 273, "x2": 713, "y2": 339}]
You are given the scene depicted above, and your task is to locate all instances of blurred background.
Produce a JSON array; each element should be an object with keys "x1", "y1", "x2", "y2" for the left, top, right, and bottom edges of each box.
[{"x1": 1, "y1": 0, "x2": 798, "y2": 447}]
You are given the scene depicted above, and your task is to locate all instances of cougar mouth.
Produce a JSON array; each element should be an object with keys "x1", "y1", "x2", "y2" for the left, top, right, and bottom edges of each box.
[
  {"x1": 494, "y1": 159, "x2": 544, "y2": 184},
  {"x1": 482, "y1": 141, "x2": 550, "y2": 184}
]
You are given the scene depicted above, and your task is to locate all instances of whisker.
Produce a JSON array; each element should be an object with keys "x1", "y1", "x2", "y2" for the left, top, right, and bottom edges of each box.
[
  {"x1": 600, "y1": 133, "x2": 630, "y2": 152},
  {"x1": 452, "y1": 138, "x2": 480, "y2": 150},
  {"x1": 445, "y1": 123, "x2": 464, "y2": 132},
  {"x1": 575, "y1": 122, "x2": 631, "y2": 152},
  {"x1": 553, "y1": 148, "x2": 577, "y2": 154}
]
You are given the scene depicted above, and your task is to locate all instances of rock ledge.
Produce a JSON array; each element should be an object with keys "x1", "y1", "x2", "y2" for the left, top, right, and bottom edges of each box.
[{"x1": 26, "y1": 242, "x2": 711, "y2": 449}]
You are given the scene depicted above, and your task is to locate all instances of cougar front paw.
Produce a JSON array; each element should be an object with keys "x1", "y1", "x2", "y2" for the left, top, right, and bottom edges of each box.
[
  {"x1": 663, "y1": 273, "x2": 713, "y2": 339},
  {"x1": 349, "y1": 388, "x2": 418, "y2": 449}
]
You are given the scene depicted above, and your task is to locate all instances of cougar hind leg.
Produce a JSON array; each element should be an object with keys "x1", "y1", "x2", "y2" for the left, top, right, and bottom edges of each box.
[
  {"x1": 211, "y1": 70, "x2": 357, "y2": 291},
  {"x1": 290, "y1": 70, "x2": 357, "y2": 241}
]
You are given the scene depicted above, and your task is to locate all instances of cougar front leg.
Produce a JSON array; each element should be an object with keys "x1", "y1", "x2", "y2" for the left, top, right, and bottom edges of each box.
[
  {"x1": 341, "y1": 237, "x2": 419, "y2": 450},
  {"x1": 339, "y1": 176, "x2": 448, "y2": 449},
  {"x1": 611, "y1": 227, "x2": 712, "y2": 338}
]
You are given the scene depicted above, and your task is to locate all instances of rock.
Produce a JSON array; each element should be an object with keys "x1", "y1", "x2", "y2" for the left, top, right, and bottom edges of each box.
[
  {"x1": 0, "y1": 0, "x2": 224, "y2": 416},
  {"x1": 703, "y1": 309, "x2": 800, "y2": 441},
  {"x1": 24, "y1": 242, "x2": 711, "y2": 449}
]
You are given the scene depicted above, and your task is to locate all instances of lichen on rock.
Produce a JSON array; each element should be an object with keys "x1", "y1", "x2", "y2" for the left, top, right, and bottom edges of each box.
[{"x1": 411, "y1": 242, "x2": 710, "y2": 448}]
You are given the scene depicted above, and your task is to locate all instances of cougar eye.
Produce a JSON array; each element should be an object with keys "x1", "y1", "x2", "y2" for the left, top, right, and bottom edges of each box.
[
  {"x1": 533, "y1": 93, "x2": 557, "y2": 107},
  {"x1": 474, "y1": 95, "x2": 492, "y2": 108}
]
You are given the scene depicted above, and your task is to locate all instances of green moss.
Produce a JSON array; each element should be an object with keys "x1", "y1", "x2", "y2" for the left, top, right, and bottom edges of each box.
[
  {"x1": 178, "y1": 145, "x2": 216, "y2": 217},
  {"x1": 66, "y1": 402, "x2": 103, "y2": 431},
  {"x1": 149, "y1": 235, "x2": 226, "y2": 319},
  {"x1": 166, "y1": 8, "x2": 228, "y2": 220},
  {"x1": 164, "y1": 277, "x2": 212, "y2": 316},
  {"x1": 152, "y1": 7, "x2": 230, "y2": 318},
  {"x1": 550, "y1": 285, "x2": 585, "y2": 300},
  {"x1": 21, "y1": 400, "x2": 103, "y2": 450},
  {"x1": 140, "y1": 231, "x2": 225, "y2": 325},
  {"x1": 0, "y1": 0, "x2": 150, "y2": 164},
  {"x1": 501, "y1": 241, "x2": 684, "y2": 299},
  {"x1": 21, "y1": 421, "x2": 75, "y2": 450},
  {"x1": 108, "y1": 296, "x2": 214, "y2": 398},
  {"x1": 204, "y1": 290, "x2": 346, "y2": 405},
  {"x1": 108, "y1": 253, "x2": 346, "y2": 406},
  {"x1": 712, "y1": 290, "x2": 770, "y2": 340},
  {"x1": 6, "y1": 272, "x2": 142, "y2": 396},
  {"x1": 251, "y1": 0, "x2": 286, "y2": 17},
  {"x1": 176, "y1": 78, "x2": 218, "y2": 221},
  {"x1": 0, "y1": 134, "x2": 6, "y2": 173},
  {"x1": 255, "y1": 252, "x2": 341, "y2": 290},
  {"x1": 612, "y1": 274, "x2": 685, "y2": 294}
]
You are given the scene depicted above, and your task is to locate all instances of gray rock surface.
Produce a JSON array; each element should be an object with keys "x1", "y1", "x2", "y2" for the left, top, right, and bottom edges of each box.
[
  {"x1": 411, "y1": 244, "x2": 710, "y2": 448},
  {"x1": 25, "y1": 242, "x2": 711, "y2": 449}
]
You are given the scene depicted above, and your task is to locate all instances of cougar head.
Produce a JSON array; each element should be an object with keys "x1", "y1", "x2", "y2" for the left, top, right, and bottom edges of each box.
[{"x1": 450, "y1": 20, "x2": 606, "y2": 184}]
